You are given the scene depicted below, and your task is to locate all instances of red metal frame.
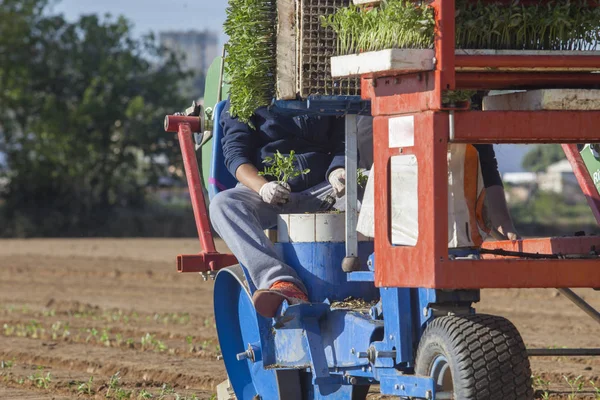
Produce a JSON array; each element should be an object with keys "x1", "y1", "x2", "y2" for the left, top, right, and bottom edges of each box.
[
  {"x1": 367, "y1": 0, "x2": 600, "y2": 289},
  {"x1": 164, "y1": 115, "x2": 237, "y2": 273}
]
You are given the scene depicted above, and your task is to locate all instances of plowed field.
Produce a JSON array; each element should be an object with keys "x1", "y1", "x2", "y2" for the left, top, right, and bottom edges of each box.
[{"x1": 0, "y1": 239, "x2": 598, "y2": 399}]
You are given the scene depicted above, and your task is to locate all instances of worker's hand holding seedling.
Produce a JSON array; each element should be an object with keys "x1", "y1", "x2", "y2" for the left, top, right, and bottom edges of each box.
[
  {"x1": 258, "y1": 150, "x2": 310, "y2": 205},
  {"x1": 328, "y1": 168, "x2": 346, "y2": 197},
  {"x1": 259, "y1": 181, "x2": 291, "y2": 205}
]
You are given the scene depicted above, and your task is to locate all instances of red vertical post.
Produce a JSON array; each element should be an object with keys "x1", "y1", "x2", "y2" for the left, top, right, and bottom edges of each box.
[
  {"x1": 178, "y1": 122, "x2": 217, "y2": 253},
  {"x1": 433, "y1": 0, "x2": 456, "y2": 94}
]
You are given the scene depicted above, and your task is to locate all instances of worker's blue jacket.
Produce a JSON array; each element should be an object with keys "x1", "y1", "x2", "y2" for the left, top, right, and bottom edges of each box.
[{"x1": 220, "y1": 100, "x2": 346, "y2": 192}]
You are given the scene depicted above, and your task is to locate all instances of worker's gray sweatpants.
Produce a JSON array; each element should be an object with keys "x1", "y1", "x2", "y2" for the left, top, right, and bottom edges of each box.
[{"x1": 209, "y1": 182, "x2": 338, "y2": 293}]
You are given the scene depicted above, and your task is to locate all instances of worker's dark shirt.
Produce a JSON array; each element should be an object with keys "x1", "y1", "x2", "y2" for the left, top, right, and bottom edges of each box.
[
  {"x1": 220, "y1": 100, "x2": 346, "y2": 192},
  {"x1": 356, "y1": 115, "x2": 503, "y2": 188}
]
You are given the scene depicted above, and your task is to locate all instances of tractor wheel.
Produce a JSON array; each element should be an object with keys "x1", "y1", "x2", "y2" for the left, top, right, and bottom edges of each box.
[{"x1": 415, "y1": 314, "x2": 533, "y2": 400}]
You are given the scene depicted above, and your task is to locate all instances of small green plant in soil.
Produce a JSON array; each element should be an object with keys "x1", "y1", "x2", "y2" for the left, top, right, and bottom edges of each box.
[
  {"x1": 259, "y1": 150, "x2": 310, "y2": 185},
  {"x1": 533, "y1": 375, "x2": 551, "y2": 400},
  {"x1": 28, "y1": 368, "x2": 51, "y2": 389},
  {"x1": 0, "y1": 359, "x2": 14, "y2": 369},
  {"x1": 77, "y1": 376, "x2": 95, "y2": 395},
  {"x1": 564, "y1": 375, "x2": 585, "y2": 400}
]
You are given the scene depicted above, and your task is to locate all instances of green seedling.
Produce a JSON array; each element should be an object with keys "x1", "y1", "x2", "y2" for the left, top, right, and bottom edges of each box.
[
  {"x1": 327, "y1": 0, "x2": 600, "y2": 56},
  {"x1": 442, "y1": 90, "x2": 476, "y2": 106},
  {"x1": 224, "y1": 0, "x2": 277, "y2": 124},
  {"x1": 564, "y1": 375, "x2": 585, "y2": 400},
  {"x1": 28, "y1": 370, "x2": 52, "y2": 389},
  {"x1": 455, "y1": 0, "x2": 600, "y2": 51},
  {"x1": 0, "y1": 359, "x2": 14, "y2": 369},
  {"x1": 107, "y1": 371, "x2": 133, "y2": 399},
  {"x1": 323, "y1": 0, "x2": 435, "y2": 55},
  {"x1": 533, "y1": 375, "x2": 551, "y2": 400},
  {"x1": 357, "y1": 169, "x2": 368, "y2": 188},
  {"x1": 77, "y1": 376, "x2": 95, "y2": 395},
  {"x1": 590, "y1": 380, "x2": 600, "y2": 399},
  {"x1": 101, "y1": 329, "x2": 111, "y2": 346},
  {"x1": 137, "y1": 389, "x2": 153, "y2": 399},
  {"x1": 259, "y1": 150, "x2": 310, "y2": 185},
  {"x1": 86, "y1": 327, "x2": 98, "y2": 343}
]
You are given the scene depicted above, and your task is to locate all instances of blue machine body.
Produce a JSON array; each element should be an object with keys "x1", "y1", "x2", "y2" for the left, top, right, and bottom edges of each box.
[{"x1": 209, "y1": 99, "x2": 480, "y2": 399}]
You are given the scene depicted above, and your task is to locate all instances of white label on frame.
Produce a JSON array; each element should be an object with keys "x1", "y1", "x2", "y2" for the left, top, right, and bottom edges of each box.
[{"x1": 388, "y1": 116, "x2": 415, "y2": 148}]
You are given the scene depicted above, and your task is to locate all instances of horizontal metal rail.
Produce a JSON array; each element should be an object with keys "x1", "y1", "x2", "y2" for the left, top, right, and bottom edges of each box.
[{"x1": 528, "y1": 348, "x2": 600, "y2": 357}]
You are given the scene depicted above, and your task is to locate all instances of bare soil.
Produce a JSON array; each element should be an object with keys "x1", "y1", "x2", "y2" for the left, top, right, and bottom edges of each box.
[{"x1": 0, "y1": 239, "x2": 598, "y2": 399}]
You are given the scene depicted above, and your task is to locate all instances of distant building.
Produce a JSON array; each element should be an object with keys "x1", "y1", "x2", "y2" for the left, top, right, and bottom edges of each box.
[
  {"x1": 503, "y1": 172, "x2": 537, "y2": 185},
  {"x1": 159, "y1": 30, "x2": 219, "y2": 75},
  {"x1": 538, "y1": 159, "x2": 578, "y2": 194}
]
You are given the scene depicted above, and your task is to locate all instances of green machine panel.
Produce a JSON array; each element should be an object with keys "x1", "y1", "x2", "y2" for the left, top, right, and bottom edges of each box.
[
  {"x1": 580, "y1": 144, "x2": 600, "y2": 195},
  {"x1": 201, "y1": 55, "x2": 231, "y2": 189}
]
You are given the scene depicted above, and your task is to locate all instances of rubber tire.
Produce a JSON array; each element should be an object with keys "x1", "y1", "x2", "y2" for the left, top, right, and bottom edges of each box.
[{"x1": 415, "y1": 314, "x2": 534, "y2": 400}]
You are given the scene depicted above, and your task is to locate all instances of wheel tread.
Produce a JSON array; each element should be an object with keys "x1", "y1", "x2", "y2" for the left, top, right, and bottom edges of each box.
[{"x1": 415, "y1": 314, "x2": 533, "y2": 400}]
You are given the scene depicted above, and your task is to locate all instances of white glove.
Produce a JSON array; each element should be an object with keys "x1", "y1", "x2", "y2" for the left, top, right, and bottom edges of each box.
[
  {"x1": 328, "y1": 168, "x2": 346, "y2": 197},
  {"x1": 259, "y1": 181, "x2": 291, "y2": 205}
]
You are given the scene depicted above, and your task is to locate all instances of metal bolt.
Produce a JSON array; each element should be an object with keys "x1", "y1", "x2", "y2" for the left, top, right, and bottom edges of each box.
[
  {"x1": 394, "y1": 384, "x2": 400, "y2": 390},
  {"x1": 389, "y1": 334, "x2": 394, "y2": 340},
  {"x1": 362, "y1": 366, "x2": 367, "y2": 372},
  {"x1": 400, "y1": 385, "x2": 405, "y2": 391},
  {"x1": 236, "y1": 351, "x2": 250, "y2": 361},
  {"x1": 425, "y1": 390, "x2": 432, "y2": 399},
  {"x1": 357, "y1": 352, "x2": 369, "y2": 359},
  {"x1": 351, "y1": 348, "x2": 356, "y2": 355},
  {"x1": 349, "y1": 377, "x2": 358, "y2": 385},
  {"x1": 376, "y1": 350, "x2": 397, "y2": 359}
]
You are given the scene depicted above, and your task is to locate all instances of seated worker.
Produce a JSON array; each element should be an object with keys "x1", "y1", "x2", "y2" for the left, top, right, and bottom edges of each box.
[
  {"x1": 356, "y1": 115, "x2": 519, "y2": 240},
  {"x1": 210, "y1": 101, "x2": 347, "y2": 318}
]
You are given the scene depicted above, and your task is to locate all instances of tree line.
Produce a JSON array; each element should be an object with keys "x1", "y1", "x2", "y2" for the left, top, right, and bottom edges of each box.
[{"x1": 0, "y1": 0, "x2": 191, "y2": 236}]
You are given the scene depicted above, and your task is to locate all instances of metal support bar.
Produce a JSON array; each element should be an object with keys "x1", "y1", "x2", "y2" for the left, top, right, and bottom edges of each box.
[
  {"x1": 528, "y1": 348, "x2": 600, "y2": 357},
  {"x1": 343, "y1": 114, "x2": 360, "y2": 272},
  {"x1": 176, "y1": 122, "x2": 216, "y2": 253},
  {"x1": 557, "y1": 288, "x2": 600, "y2": 326}
]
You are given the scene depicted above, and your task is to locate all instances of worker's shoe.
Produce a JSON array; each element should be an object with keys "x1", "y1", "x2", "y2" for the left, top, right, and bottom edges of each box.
[{"x1": 252, "y1": 281, "x2": 309, "y2": 318}]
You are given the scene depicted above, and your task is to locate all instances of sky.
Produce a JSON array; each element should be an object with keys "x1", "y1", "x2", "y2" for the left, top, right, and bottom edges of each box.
[
  {"x1": 47, "y1": 0, "x2": 529, "y2": 173},
  {"x1": 51, "y1": 0, "x2": 228, "y2": 44}
]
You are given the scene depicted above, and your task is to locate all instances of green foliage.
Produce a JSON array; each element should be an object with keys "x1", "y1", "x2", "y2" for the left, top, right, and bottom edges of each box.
[
  {"x1": 77, "y1": 376, "x2": 95, "y2": 396},
  {"x1": 442, "y1": 90, "x2": 476, "y2": 105},
  {"x1": 327, "y1": 0, "x2": 600, "y2": 56},
  {"x1": 522, "y1": 144, "x2": 566, "y2": 172},
  {"x1": 322, "y1": 0, "x2": 435, "y2": 55},
  {"x1": 357, "y1": 168, "x2": 368, "y2": 188},
  {"x1": 223, "y1": 0, "x2": 276, "y2": 124},
  {"x1": 28, "y1": 368, "x2": 51, "y2": 389},
  {"x1": 456, "y1": 0, "x2": 600, "y2": 50},
  {"x1": 258, "y1": 150, "x2": 310, "y2": 184},
  {"x1": 564, "y1": 375, "x2": 585, "y2": 399},
  {"x1": 0, "y1": 0, "x2": 188, "y2": 237}
]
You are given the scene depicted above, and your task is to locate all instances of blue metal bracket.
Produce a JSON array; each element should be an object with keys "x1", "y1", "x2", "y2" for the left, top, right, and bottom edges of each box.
[
  {"x1": 379, "y1": 372, "x2": 435, "y2": 399},
  {"x1": 347, "y1": 271, "x2": 374, "y2": 282},
  {"x1": 304, "y1": 317, "x2": 335, "y2": 384},
  {"x1": 380, "y1": 287, "x2": 413, "y2": 366}
]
